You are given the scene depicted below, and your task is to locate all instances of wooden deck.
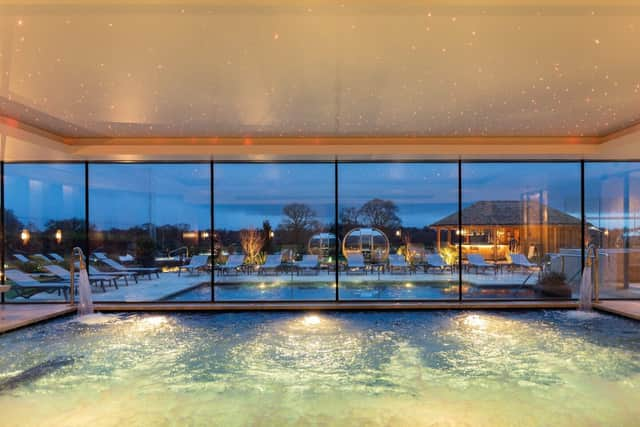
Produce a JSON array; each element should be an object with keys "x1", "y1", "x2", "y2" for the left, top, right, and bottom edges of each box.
[
  {"x1": 594, "y1": 300, "x2": 640, "y2": 321},
  {"x1": 0, "y1": 304, "x2": 75, "y2": 334}
]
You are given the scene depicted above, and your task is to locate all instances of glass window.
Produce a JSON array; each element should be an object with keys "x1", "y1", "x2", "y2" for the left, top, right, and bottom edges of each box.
[
  {"x1": 89, "y1": 164, "x2": 211, "y2": 302},
  {"x1": 4, "y1": 163, "x2": 86, "y2": 302},
  {"x1": 338, "y1": 163, "x2": 459, "y2": 300},
  {"x1": 214, "y1": 163, "x2": 335, "y2": 301},
  {"x1": 585, "y1": 162, "x2": 640, "y2": 300},
  {"x1": 460, "y1": 162, "x2": 582, "y2": 299}
]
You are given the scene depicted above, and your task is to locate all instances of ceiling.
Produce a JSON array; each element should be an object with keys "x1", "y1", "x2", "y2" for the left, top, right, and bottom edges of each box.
[{"x1": 1, "y1": 1, "x2": 640, "y2": 139}]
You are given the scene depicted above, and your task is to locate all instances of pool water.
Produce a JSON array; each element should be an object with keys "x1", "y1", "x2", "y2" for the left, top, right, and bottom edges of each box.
[
  {"x1": 0, "y1": 311, "x2": 639, "y2": 426},
  {"x1": 171, "y1": 281, "x2": 472, "y2": 301}
]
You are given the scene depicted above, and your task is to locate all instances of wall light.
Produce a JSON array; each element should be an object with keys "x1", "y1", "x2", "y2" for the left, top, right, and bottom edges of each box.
[
  {"x1": 269, "y1": 231, "x2": 275, "y2": 238},
  {"x1": 201, "y1": 231, "x2": 210, "y2": 239},
  {"x1": 55, "y1": 229, "x2": 63, "y2": 244},
  {"x1": 20, "y1": 229, "x2": 30, "y2": 245}
]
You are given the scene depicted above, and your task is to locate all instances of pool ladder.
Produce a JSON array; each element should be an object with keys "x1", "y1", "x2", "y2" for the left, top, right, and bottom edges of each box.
[{"x1": 69, "y1": 247, "x2": 87, "y2": 306}]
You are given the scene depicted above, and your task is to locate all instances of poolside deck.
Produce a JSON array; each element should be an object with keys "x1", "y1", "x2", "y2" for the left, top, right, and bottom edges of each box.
[
  {"x1": 0, "y1": 304, "x2": 74, "y2": 334},
  {"x1": 594, "y1": 300, "x2": 640, "y2": 321}
]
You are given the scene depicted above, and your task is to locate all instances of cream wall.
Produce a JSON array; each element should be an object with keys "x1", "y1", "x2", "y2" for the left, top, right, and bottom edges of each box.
[{"x1": 2, "y1": 121, "x2": 640, "y2": 161}]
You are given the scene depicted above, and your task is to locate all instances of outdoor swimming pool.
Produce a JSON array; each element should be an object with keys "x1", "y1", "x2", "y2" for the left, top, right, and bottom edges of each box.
[
  {"x1": 1, "y1": 310, "x2": 638, "y2": 426},
  {"x1": 168, "y1": 280, "x2": 536, "y2": 301}
]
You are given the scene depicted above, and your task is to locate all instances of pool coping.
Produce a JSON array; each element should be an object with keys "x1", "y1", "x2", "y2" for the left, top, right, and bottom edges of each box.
[
  {"x1": 4, "y1": 300, "x2": 640, "y2": 334},
  {"x1": 0, "y1": 305, "x2": 75, "y2": 334},
  {"x1": 92, "y1": 301, "x2": 579, "y2": 311},
  {"x1": 593, "y1": 301, "x2": 640, "y2": 321}
]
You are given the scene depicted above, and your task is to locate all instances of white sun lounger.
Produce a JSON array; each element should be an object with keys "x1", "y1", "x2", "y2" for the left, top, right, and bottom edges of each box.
[
  {"x1": 48, "y1": 253, "x2": 65, "y2": 262},
  {"x1": 44, "y1": 264, "x2": 117, "y2": 292},
  {"x1": 258, "y1": 254, "x2": 283, "y2": 275},
  {"x1": 95, "y1": 255, "x2": 160, "y2": 279},
  {"x1": 13, "y1": 254, "x2": 31, "y2": 264},
  {"x1": 32, "y1": 254, "x2": 53, "y2": 263},
  {"x1": 296, "y1": 255, "x2": 319, "y2": 275},
  {"x1": 5, "y1": 269, "x2": 70, "y2": 300},
  {"x1": 87, "y1": 265, "x2": 135, "y2": 285},
  {"x1": 178, "y1": 255, "x2": 210, "y2": 276},
  {"x1": 346, "y1": 253, "x2": 367, "y2": 275},
  {"x1": 220, "y1": 254, "x2": 245, "y2": 275},
  {"x1": 426, "y1": 254, "x2": 453, "y2": 273},
  {"x1": 509, "y1": 253, "x2": 538, "y2": 270},
  {"x1": 467, "y1": 254, "x2": 497, "y2": 274},
  {"x1": 388, "y1": 254, "x2": 410, "y2": 274}
]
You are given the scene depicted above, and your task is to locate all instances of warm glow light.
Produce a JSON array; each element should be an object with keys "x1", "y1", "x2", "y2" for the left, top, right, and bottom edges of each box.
[
  {"x1": 139, "y1": 316, "x2": 168, "y2": 329},
  {"x1": 182, "y1": 231, "x2": 198, "y2": 239},
  {"x1": 201, "y1": 231, "x2": 210, "y2": 239},
  {"x1": 269, "y1": 231, "x2": 275, "y2": 238},
  {"x1": 55, "y1": 229, "x2": 63, "y2": 244},
  {"x1": 404, "y1": 282, "x2": 414, "y2": 288},
  {"x1": 395, "y1": 229, "x2": 402, "y2": 237},
  {"x1": 464, "y1": 314, "x2": 487, "y2": 329},
  {"x1": 302, "y1": 315, "x2": 321, "y2": 326},
  {"x1": 20, "y1": 229, "x2": 30, "y2": 245}
]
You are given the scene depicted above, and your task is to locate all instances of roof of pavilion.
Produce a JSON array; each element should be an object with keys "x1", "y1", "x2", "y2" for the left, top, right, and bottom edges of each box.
[{"x1": 430, "y1": 200, "x2": 582, "y2": 227}]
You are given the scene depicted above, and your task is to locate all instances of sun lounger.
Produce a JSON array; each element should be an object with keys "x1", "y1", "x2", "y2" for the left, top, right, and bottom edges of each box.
[
  {"x1": 13, "y1": 254, "x2": 31, "y2": 264},
  {"x1": 95, "y1": 255, "x2": 160, "y2": 279},
  {"x1": 509, "y1": 253, "x2": 538, "y2": 270},
  {"x1": 44, "y1": 264, "x2": 117, "y2": 292},
  {"x1": 48, "y1": 253, "x2": 65, "y2": 262},
  {"x1": 178, "y1": 254, "x2": 210, "y2": 276},
  {"x1": 220, "y1": 254, "x2": 245, "y2": 275},
  {"x1": 388, "y1": 254, "x2": 410, "y2": 274},
  {"x1": 87, "y1": 265, "x2": 135, "y2": 285},
  {"x1": 5, "y1": 269, "x2": 70, "y2": 300},
  {"x1": 346, "y1": 253, "x2": 367, "y2": 275},
  {"x1": 466, "y1": 254, "x2": 497, "y2": 274},
  {"x1": 296, "y1": 255, "x2": 319, "y2": 275},
  {"x1": 258, "y1": 254, "x2": 283, "y2": 275},
  {"x1": 100, "y1": 257, "x2": 160, "y2": 279},
  {"x1": 32, "y1": 254, "x2": 53, "y2": 263},
  {"x1": 425, "y1": 254, "x2": 453, "y2": 273}
]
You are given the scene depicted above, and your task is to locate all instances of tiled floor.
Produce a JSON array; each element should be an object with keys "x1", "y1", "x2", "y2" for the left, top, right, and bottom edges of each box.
[
  {"x1": 0, "y1": 304, "x2": 74, "y2": 334},
  {"x1": 594, "y1": 300, "x2": 640, "y2": 321}
]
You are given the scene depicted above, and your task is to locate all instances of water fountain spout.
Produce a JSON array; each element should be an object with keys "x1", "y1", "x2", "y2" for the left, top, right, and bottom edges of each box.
[
  {"x1": 70, "y1": 247, "x2": 94, "y2": 316},
  {"x1": 579, "y1": 243, "x2": 600, "y2": 311}
]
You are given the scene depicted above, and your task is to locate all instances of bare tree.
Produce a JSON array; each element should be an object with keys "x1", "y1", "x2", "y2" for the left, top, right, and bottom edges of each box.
[
  {"x1": 339, "y1": 207, "x2": 360, "y2": 231},
  {"x1": 358, "y1": 198, "x2": 401, "y2": 230},
  {"x1": 240, "y1": 228, "x2": 265, "y2": 264},
  {"x1": 281, "y1": 203, "x2": 318, "y2": 244}
]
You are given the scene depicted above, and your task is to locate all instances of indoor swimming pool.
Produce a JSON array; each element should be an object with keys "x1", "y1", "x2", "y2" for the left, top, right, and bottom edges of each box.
[{"x1": 0, "y1": 310, "x2": 638, "y2": 426}]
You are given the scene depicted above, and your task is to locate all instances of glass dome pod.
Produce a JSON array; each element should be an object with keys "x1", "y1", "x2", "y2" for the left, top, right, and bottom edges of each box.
[
  {"x1": 307, "y1": 233, "x2": 337, "y2": 257},
  {"x1": 342, "y1": 227, "x2": 390, "y2": 262}
]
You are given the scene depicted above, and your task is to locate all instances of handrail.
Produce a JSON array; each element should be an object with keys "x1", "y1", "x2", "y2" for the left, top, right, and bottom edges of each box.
[
  {"x1": 585, "y1": 243, "x2": 600, "y2": 303},
  {"x1": 69, "y1": 247, "x2": 86, "y2": 306},
  {"x1": 169, "y1": 246, "x2": 189, "y2": 259}
]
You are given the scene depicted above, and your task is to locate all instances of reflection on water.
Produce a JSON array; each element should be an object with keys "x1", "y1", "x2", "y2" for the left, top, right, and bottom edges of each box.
[{"x1": 0, "y1": 311, "x2": 639, "y2": 426}]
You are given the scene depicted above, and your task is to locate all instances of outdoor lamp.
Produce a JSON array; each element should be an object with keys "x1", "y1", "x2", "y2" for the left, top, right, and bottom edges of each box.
[
  {"x1": 55, "y1": 229, "x2": 63, "y2": 244},
  {"x1": 21, "y1": 229, "x2": 30, "y2": 245}
]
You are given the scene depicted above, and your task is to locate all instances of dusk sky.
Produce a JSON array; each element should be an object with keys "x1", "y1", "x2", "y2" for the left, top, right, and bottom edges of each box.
[{"x1": 4, "y1": 162, "x2": 640, "y2": 231}]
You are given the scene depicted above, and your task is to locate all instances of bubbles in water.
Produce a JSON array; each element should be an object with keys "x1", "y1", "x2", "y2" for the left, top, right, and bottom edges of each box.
[
  {"x1": 565, "y1": 310, "x2": 603, "y2": 321},
  {"x1": 73, "y1": 313, "x2": 120, "y2": 326}
]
